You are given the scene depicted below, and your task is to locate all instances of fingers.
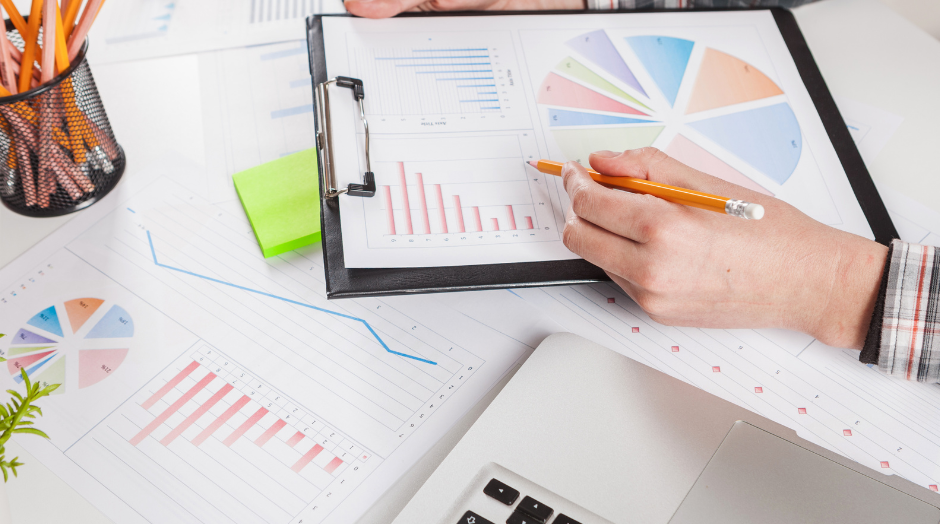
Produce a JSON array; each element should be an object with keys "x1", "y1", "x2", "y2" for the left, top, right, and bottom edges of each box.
[
  {"x1": 588, "y1": 148, "x2": 769, "y2": 203},
  {"x1": 563, "y1": 205, "x2": 647, "y2": 282},
  {"x1": 344, "y1": 0, "x2": 423, "y2": 19},
  {"x1": 562, "y1": 160, "x2": 671, "y2": 243}
]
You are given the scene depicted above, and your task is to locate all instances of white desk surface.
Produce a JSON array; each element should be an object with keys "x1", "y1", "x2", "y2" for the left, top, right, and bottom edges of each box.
[{"x1": 1, "y1": 0, "x2": 939, "y2": 521}]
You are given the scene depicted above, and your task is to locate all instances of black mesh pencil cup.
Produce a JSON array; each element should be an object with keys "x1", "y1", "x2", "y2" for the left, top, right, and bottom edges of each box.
[{"x1": 0, "y1": 24, "x2": 125, "y2": 217}]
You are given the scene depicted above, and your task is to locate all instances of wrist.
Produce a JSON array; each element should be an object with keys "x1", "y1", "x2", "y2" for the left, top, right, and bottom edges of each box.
[{"x1": 806, "y1": 236, "x2": 888, "y2": 349}]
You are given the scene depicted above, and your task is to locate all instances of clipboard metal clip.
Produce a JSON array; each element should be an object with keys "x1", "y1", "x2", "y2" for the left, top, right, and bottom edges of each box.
[{"x1": 315, "y1": 76, "x2": 376, "y2": 198}]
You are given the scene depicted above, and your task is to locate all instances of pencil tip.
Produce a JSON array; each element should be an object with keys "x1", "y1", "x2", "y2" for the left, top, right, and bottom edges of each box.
[{"x1": 526, "y1": 160, "x2": 538, "y2": 168}]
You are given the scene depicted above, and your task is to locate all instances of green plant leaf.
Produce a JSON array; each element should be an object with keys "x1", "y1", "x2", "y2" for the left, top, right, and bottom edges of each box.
[{"x1": 12, "y1": 428, "x2": 48, "y2": 438}]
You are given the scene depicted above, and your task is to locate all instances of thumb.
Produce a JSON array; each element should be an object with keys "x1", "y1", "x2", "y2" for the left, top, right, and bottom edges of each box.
[
  {"x1": 344, "y1": 0, "x2": 423, "y2": 18},
  {"x1": 588, "y1": 147, "x2": 765, "y2": 202}
]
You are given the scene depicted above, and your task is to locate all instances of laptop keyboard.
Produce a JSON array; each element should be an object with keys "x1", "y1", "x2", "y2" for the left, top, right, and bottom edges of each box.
[{"x1": 453, "y1": 465, "x2": 606, "y2": 524}]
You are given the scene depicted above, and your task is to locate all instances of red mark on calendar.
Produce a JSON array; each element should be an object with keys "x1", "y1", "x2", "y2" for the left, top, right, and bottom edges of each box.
[
  {"x1": 632, "y1": 327, "x2": 639, "y2": 333},
  {"x1": 881, "y1": 461, "x2": 890, "y2": 468},
  {"x1": 671, "y1": 346, "x2": 679, "y2": 352},
  {"x1": 754, "y1": 387, "x2": 763, "y2": 393},
  {"x1": 843, "y1": 429, "x2": 852, "y2": 436},
  {"x1": 930, "y1": 485, "x2": 938, "y2": 492},
  {"x1": 607, "y1": 298, "x2": 615, "y2": 303},
  {"x1": 712, "y1": 366, "x2": 720, "y2": 372},
  {"x1": 798, "y1": 408, "x2": 807, "y2": 414}
]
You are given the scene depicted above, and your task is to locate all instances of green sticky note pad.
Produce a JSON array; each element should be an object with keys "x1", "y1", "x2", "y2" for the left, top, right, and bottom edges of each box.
[{"x1": 234, "y1": 149, "x2": 321, "y2": 258}]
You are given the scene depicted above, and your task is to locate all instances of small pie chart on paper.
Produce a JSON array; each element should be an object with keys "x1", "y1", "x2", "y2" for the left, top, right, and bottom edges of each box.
[{"x1": 0, "y1": 298, "x2": 133, "y2": 393}]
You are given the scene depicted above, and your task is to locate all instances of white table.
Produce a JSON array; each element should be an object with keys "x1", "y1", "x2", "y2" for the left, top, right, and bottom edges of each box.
[{"x1": 1, "y1": 0, "x2": 939, "y2": 522}]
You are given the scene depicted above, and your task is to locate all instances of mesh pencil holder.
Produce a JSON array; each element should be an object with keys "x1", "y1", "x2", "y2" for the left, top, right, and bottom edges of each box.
[{"x1": 0, "y1": 21, "x2": 125, "y2": 217}]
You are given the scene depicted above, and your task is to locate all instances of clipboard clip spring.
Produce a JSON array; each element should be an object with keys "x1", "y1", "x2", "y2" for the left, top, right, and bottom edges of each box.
[{"x1": 315, "y1": 76, "x2": 376, "y2": 198}]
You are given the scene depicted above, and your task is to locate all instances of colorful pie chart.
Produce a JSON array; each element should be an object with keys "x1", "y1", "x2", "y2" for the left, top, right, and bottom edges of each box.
[
  {"x1": 537, "y1": 31, "x2": 802, "y2": 194},
  {"x1": 1, "y1": 298, "x2": 133, "y2": 393}
]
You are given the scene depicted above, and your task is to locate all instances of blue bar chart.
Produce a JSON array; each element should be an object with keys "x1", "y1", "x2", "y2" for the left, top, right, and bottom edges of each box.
[{"x1": 354, "y1": 47, "x2": 504, "y2": 114}]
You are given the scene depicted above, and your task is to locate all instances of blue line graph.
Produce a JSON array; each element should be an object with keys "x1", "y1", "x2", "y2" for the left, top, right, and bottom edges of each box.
[{"x1": 146, "y1": 231, "x2": 438, "y2": 365}]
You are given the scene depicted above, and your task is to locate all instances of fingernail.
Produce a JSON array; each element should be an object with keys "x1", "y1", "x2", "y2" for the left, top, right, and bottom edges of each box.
[{"x1": 592, "y1": 150, "x2": 618, "y2": 158}]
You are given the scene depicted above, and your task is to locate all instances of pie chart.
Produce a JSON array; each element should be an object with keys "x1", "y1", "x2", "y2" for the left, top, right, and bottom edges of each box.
[
  {"x1": 0, "y1": 298, "x2": 133, "y2": 394},
  {"x1": 537, "y1": 31, "x2": 803, "y2": 195}
]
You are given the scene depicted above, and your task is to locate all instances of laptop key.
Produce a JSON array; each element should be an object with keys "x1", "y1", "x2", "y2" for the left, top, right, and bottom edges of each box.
[
  {"x1": 458, "y1": 510, "x2": 494, "y2": 524},
  {"x1": 517, "y1": 496, "x2": 553, "y2": 522},
  {"x1": 507, "y1": 509, "x2": 541, "y2": 524},
  {"x1": 483, "y1": 478, "x2": 520, "y2": 505},
  {"x1": 551, "y1": 514, "x2": 583, "y2": 524}
]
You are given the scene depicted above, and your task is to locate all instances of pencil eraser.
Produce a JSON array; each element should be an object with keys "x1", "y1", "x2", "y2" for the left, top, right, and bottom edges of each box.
[
  {"x1": 234, "y1": 149, "x2": 321, "y2": 258},
  {"x1": 744, "y1": 203, "x2": 764, "y2": 220}
]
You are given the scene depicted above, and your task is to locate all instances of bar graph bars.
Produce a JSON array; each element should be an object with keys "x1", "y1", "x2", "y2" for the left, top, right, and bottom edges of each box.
[
  {"x1": 130, "y1": 346, "x2": 372, "y2": 484},
  {"x1": 353, "y1": 47, "x2": 503, "y2": 115},
  {"x1": 358, "y1": 135, "x2": 563, "y2": 258},
  {"x1": 80, "y1": 344, "x2": 382, "y2": 523},
  {"x1": 382, "y1": 161, "x2": 536, "y2": 236}
]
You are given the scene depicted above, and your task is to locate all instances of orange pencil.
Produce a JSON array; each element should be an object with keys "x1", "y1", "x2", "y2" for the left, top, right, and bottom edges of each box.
[
  {"x1": 62, "y1": 0, "x2": 82, "y2": 40},
  {"x1": 527, "y1": 159, "x2": 764, "y2": 220},
  {"x1": 18, "y1": 0, "x2": 43, "y2": 93},
  {"x1": 0, "y1": 0, "x2": 27, "y2": 37}
]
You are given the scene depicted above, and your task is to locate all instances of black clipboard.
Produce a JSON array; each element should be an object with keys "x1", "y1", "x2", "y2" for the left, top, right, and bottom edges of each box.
[{"x1": 307, "y1": 8, "x2": 898, "y2": 299}]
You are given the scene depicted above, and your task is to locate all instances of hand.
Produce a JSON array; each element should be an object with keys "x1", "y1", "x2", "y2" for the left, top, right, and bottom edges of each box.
[
  {"x1": 561, "y1": 148, "x2": 888, "y2": 349},
  {"x1": 344, "y1": 0, "x2": 584, "y2": 20}
]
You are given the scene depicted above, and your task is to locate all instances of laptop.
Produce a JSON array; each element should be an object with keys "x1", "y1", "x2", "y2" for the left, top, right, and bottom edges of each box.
[{"x1": 391, "y1": 333, "x2": 940, "y2": 524}]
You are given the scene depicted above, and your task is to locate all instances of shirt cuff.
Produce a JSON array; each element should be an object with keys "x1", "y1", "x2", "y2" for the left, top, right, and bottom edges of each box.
[{"x1": 862, "y1": 239, "x2": 940, "y2": 382}]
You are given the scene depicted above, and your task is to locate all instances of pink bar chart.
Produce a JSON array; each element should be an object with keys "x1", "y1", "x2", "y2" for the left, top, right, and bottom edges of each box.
[
  {"x1": 85, "y1": 345, "x2": 381, "y2": 524},
  {"x1": 382, "y1": 161, "x2": 540, "y2": 236},
  {"x1": 129, "y1": 348, "x2": 372, "y2": 483}
]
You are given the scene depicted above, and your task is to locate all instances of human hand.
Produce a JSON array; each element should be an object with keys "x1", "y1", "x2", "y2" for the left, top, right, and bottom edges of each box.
[
  {"x1": 561, "y1": 148, "x2": 888, "y2": 349},
  {"x1": 344, "y1": 0, "x2": 584, "y2": 20}
]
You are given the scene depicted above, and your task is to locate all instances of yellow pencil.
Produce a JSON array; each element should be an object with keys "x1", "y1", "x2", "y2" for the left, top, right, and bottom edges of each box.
[{"x1": 528, "y1": 159, "x2": 764, "y2": 220}]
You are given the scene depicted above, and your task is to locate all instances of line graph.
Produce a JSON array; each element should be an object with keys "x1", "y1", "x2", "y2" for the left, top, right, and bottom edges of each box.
[
  {"x1": 70, "y1": 178, "x2": 486, "y2": 437},
  {"x1": 147, "y1": 231, "x2": 437, "y2": 366}
]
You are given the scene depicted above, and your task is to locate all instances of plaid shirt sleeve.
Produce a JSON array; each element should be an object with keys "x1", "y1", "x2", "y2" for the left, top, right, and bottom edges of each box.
[
  {"x1": 861, "y1": 240, "x2": 940, "y2": 383},
  {"x1": 585, "y1": 0, "x2": 819, "y2": 10}
]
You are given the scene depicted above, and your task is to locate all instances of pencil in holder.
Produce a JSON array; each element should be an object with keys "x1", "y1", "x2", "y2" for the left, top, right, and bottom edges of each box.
[{"x1": 0, "y1": 22, "x2": 125, "y2": 218}]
